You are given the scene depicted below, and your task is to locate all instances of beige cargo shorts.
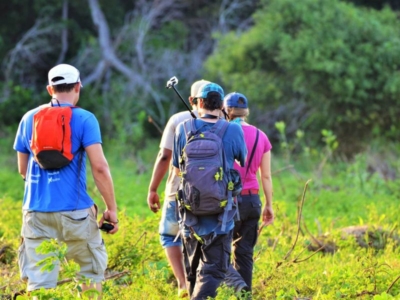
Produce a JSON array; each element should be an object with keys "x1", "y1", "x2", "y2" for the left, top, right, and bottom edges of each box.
[{"x1": 18, "y1": 205, "x2": 107, "y2": 291}]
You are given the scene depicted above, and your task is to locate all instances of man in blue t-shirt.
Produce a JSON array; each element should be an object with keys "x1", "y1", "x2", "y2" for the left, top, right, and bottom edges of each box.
[
  {"x1": 13, "y1": 64, "x2": 119, "y2": 298},
  {"x1": 172, "y1": 82, "x2": 247, "y2": 299}
]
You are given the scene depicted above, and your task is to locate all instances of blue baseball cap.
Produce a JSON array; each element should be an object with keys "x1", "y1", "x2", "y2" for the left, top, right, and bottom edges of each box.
[
  {"x1": 224, "y1": 92, "x2": 248, "y2": 108},
  {"x1": 195, "y1": 82, "x2": 224, "y2": 100}
]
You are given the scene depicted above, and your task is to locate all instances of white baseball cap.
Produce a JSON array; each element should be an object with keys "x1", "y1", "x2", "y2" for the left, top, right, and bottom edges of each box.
[
  {"x1": 48, "y1": 64, "x2": 82, "y2": 87},
  {"x1": 190, "y1": 79, "x2": 210, "y2": 97}
]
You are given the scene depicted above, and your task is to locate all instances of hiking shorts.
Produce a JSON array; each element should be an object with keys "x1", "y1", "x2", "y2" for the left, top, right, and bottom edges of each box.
[
  {"x1": 159, "y1": 200, "x2": 181, "y2": 248},
  {"x1": 18, "y1": 206, "x2": 107, "y2": 291}
]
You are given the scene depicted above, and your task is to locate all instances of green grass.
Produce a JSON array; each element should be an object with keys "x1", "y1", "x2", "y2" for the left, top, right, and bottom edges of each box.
[{"x1": 1, "y1": 137, "x2": 400, "y2": 299}]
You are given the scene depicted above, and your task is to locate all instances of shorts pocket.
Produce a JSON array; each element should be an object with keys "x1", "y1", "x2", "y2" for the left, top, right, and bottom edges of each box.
[
  {"x1": 22, "y1": 211, "x2": 46, "y2": 238},
  {"x1": 61, "y1": 210, "x2": 90, "y2": 241},
  {"x1": 87, "y1": 241, "x2": 108, "y2": 275},
  {"x1": 18, "y1": 240, "x2": 28, "y2": 281}
]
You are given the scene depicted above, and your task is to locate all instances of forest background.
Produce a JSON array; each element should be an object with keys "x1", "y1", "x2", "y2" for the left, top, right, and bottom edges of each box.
[{"x1": 1, "y1": 0, "x2": 400, "y2": 299}]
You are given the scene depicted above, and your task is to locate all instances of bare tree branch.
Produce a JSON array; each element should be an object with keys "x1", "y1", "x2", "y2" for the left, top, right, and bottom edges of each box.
[
  {"x1": 56, "y1": 0, "x2": 69, "y2": 64},
  {"x1": 89, "y1": 0, "x2": 196, "y2": 126},
  {"x1": 82, "y1": 60, "x2": 108, "y2": 86},
  {"x1": 1, "y1": 18, "x2": 61, "y2": 103},
  {"x1": 217, "y1": 0, "x2": 255, "y2": 34},
  {"x1": 88, "y1": 0, "x2": 137, "y2": 80},
  {"x1": 4, "y1": 19, "x2": 55, "y2": 82},
  {"x1": 132, "y1": 0, "x2": 183, "y2": 72}
]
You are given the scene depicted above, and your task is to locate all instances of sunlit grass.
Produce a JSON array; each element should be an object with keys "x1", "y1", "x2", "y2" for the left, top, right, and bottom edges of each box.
[{"x1": 1, "y1": 137, "x2": 400, "y2": 299}]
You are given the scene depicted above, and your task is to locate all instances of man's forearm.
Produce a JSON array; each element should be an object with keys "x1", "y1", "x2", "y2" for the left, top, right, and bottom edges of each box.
[
  {"x1": 148, "y1": 149, "x2": 172, "y2": 192},
  {"x1": 17, "y1": 152, "x2": 29, "y2": 179},
  {"x1": 93, "y1": 167, "x2": 117, "y2": 211},
  {"x1": 85, "y1": 144, "x2": 117, "y2": 211}
]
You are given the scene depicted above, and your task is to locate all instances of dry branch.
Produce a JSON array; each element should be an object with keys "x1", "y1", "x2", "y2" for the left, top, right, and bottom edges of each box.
[
  {"x1": 148, "y1": 116, "x2": 163, "y2": 135},
  {"x1": 217, "y1": 0, "x2": 255, "y2": 34},
  {"x1": 9, "y1": 270, "x2": 131, "y2": 299},
  {"x1": 272, "y1": 165, "x2": 294, "y2": 175},
  {"x1": 56, "y1": 0, "x2": 69, "y2": 65},
  {"x1": 293, "y1": 245, "x2": 325, "y2": 263},
  {"x1": 56, "y1": 270, "x2": 130, "y2": 286},
  {"x1": 1, "y1": 18, "x2": 58, "y2": 103},
  {"x1": 283, "y1": 179, "x2": 311, "y2": 260},
  {"x1": 387, "y1": 274, "x2": 400, "y2": 294}
]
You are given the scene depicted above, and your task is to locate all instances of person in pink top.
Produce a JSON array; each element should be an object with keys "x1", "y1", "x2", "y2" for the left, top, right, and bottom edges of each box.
[{"x1": 223, "y1": 92, "x2": 274, "y2": 292}]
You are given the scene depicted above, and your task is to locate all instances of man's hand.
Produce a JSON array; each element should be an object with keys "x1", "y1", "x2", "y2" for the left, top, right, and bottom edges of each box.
[
  {"x1": 147, "y1": 191, "x2": 161, "y2": 213},
  {"x1": 99, "y1": 209, "x2": 119, "y2": 234}
]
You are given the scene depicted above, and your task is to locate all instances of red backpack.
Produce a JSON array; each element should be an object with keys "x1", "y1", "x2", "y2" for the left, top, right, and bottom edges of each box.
[{"x1": 30, "y1": 102, "x2": 75, "y2": 169}]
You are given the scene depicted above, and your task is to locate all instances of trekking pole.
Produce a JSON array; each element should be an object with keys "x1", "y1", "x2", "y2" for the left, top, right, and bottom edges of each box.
[{"x1": 166, "y1": 76, "x2": 197, "y2": 119}]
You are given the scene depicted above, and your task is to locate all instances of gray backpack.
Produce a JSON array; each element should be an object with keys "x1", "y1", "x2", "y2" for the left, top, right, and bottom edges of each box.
[{"x1": 177, "y1": 119, "x2": 241, "y2": 231}]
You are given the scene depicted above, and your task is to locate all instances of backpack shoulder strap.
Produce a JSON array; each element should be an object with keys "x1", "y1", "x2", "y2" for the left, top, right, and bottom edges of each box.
[
  {"x1": 183, "y1": 119, "x2": 197, "y2": 140},
  {"x1": 244, "y1": 128, "x2": 260, "y2": 179},
  {"x1": 211, "y1": 119, "x2": 229, "y2": 139}
]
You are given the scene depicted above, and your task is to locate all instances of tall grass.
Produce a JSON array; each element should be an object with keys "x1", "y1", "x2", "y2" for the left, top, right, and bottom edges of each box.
[{"x1": 1, "y1": 134, "x2": 400, "y2": 299}]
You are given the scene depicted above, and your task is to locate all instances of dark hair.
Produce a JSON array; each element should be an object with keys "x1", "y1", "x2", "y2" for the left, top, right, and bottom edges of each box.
[
  {"x1": 52, "y1": 82, "x2": 77, "y2": 93},
  {"x1": 202, "y1": 92, "x2": 222, "y2": 111}
]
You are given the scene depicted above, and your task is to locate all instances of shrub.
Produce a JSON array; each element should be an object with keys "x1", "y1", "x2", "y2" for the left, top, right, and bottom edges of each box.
[{"x1": 205, "y1": 0, "x2": 400, "y2": 156}]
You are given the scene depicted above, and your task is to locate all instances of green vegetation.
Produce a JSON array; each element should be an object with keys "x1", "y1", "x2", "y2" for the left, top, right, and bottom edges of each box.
[
  {"x1": 0, "y1": 0, "x2": 399, "y2": 298},
  {"x1": 1, "y1": 0, "x2": 400, "y2": 158},
  {"x1": 205, "y1": 0, "x2": 400, "y2": 154},
  {"x1": 1, "y1": 130, "x2": 399, "y2": 299}
]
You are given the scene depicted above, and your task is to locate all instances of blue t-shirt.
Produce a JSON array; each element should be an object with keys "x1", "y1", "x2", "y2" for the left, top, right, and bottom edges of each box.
[
  {"x1": 173, "y1": 119, "x2": 247, "y2": 236},
  {"x1": 13, "y1": 103, "x2": 101, "y2": 212}
]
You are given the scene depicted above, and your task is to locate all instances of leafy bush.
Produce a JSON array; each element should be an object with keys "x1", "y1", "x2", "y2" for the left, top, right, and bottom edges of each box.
[
  {"x1": 1, "y1": 139, "x2": 400, "y2": 299},
  {"x1": 0, "y1": 83, "x2": 46, "y2": 129},
  {"x1": 205, "y1": 0, "x2": 400, "y2": 156}
]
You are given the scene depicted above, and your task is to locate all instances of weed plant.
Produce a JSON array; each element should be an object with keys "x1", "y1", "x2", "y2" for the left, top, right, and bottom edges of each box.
[{"x1": 0, "y1": 130, "x2": 399, "y2": 299}]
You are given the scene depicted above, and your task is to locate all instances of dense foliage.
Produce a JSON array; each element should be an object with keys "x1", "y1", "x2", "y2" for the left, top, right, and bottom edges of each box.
[
  {"x1": 0, "y1": 0, "x2": 399, "y2": 157},
  {"x1": 0, "y1": 0, "x2": 258, "y2": 150},
  {"x1": 205, "y1": 0, "x2": 400, "y2": 155},
  {"x1": 1, "y1": 1, "x2": 399, "y2": 299}
]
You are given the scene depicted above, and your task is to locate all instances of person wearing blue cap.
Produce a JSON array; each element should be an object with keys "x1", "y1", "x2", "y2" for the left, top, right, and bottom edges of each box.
[
  {"x1": 172, "y1": 83, "x2": 247, "y2": 299},
  {"x1": 147, "y1": 79, "x2": 210, "y2": 298},
  {"x1": 223, "y1": 92, "x2": 274, "y2": 292}
]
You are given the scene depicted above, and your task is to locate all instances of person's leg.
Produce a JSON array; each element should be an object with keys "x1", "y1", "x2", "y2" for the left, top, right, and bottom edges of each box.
[
  {"x1": 232, "y1": 194, "x2": 262, "y2": 290},
  {"x1": 22, "y1": 237, "x2": 61, "y2": 291},
  {"x1": 191, "y1": 231, "x2": 233, "y2": 300},
  {"x1": 159, "y1": 200, "x2": 187, "y2": 293},
  {"x1": 224, "y1": 263, "x2": 249, "y2": 293},
  {"x1": 63, "y1": 207, "x2": 107, "y2": 299},
  {"x1": 81, "y1": 282, "x2": 102, "y2": 299},
  {"x1": 165, "y1": 246, "x2": 186, "y2": 290},
  {"x1": 20, "y1": 211, "x2": 60, "y2": 291},
  {"x1": 182, "y1": 233, "x2": 202, "y2": 296},
  {"x1": 224, "y1": 211, "x2": 249, "y2": 293}
]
